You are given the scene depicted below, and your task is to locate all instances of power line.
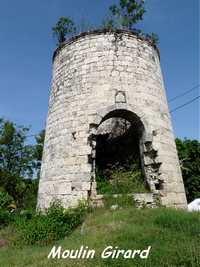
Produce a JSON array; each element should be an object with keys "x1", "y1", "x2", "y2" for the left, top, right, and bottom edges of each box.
[
  {"x1": 170, "y1": 95, "x2": 200, "y2": 113},
  {"x1": 169, "y1": 84, "x2": 200, "y2": 102},
  {"x1": 26, "y1": 87, "x2": 200, "y2": 137}
]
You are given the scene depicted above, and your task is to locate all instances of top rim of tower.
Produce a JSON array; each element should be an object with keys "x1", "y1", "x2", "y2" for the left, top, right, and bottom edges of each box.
[{"x1": 52, "y1": 28, "x2": 160, "y2": 62}]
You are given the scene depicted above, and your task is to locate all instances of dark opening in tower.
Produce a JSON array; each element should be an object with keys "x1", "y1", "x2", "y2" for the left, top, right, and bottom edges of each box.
[{"x1": 95, "y1": 110, "x2": 149, "y2": 194}]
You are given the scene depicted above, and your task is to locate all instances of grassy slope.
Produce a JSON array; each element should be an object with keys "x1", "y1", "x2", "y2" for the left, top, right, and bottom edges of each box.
[{"x1": 0, "y1": 207, "x2": 200, "y2": 267}]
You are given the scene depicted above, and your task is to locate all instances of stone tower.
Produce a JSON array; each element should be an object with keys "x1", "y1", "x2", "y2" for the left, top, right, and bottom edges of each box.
[{"x1": 37, "y1": 30, "x2": 187, "y2": 209}]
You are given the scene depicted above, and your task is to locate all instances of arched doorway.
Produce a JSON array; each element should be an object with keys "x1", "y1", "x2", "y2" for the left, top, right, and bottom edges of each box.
[{"x1": 89, "y1": 109, "x2": 150, "y2": 195}]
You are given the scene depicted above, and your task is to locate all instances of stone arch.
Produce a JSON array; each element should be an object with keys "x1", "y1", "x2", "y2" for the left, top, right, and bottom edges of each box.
[
  {"x1": 88, "y1": 104, "x2": 162, "y2": 196},
  {"x1": 89, "y1": 103, "x2": 153, "y2": 142}
]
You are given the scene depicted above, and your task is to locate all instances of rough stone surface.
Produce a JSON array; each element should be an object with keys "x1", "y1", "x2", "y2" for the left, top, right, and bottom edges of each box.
[
  {"x1": 37, "y1": 30, "x2": 187, "y2": 209},
  {"x1": 90, "y1": 193, "x2": 159, "y2": 209},
  {"x1": 133, "y1": 193, "x2": 159, "y2": 208}
]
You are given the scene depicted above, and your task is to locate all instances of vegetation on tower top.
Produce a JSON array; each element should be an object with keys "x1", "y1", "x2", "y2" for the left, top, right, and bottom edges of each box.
[{"x1": 52, "y1": 0, "x2": 159, "y2": 46}]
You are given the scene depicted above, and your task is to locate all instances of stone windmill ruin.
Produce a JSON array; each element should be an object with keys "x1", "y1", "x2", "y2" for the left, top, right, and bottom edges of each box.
[{"x1": 37, "y1": 30, "x2": 187, "y2": 209}]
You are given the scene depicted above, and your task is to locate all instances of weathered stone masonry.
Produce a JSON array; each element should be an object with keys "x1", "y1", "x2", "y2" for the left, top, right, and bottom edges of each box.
[{"x1": 37, "y1": 30, "x2": 187, "y2": 209}]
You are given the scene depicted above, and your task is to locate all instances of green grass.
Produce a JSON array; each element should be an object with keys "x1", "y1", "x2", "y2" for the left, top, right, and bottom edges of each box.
[
  {"x1": 96, "y1": 168, "x2": 148, "y2": 194},
  {"x1": 0, "y1": 207, "x2": 199, "y2": 267}
]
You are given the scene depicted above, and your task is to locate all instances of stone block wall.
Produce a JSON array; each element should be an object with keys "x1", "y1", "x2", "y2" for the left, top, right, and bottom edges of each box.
[{"x1": 37, "y1": 30, "x2": 187, "y2": 209}]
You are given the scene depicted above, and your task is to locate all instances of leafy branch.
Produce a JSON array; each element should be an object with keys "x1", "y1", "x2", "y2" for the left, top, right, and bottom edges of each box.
[
  {"x1": 52, "y1": 17, "x2": 76, "y2": 45},
  {"x1": 52, "y1": 1, "x2": 159, "y2": 46}
]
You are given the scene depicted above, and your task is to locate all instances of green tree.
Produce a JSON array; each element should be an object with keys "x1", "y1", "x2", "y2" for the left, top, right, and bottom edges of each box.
[
  {"x1": 52, "y1": 17, "x2": 76, "y2": 44},
  {"x1": 109, "y1": 0, "x2": 146, "y2": 30},
  {"x1": 20, "y1": 130, "x2": 45, "y2": 208},
  {"x1": 0, "y1": 119, "x2": 34, "y2": 176},
  {"x1": 33, "y1": 130, "x2": 45, "y2": 178},
  {"x1": 0, "y1": 119, "x2": 35, "y2": 206},
  {"x1": 176, "y1": 138, "x2": 200, "y2": 202}
]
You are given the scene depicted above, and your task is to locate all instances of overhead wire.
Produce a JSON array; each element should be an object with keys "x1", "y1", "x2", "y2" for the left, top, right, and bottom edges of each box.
[
  {"x1": 169, "y1": 84, "x2": 199, "y2": 102},
  {"x1": 170, "y1": 95, "x2": 200, "y2": 113},
  {"x1": 26, "y1": 85, "x2": 200, "y2": 137}
]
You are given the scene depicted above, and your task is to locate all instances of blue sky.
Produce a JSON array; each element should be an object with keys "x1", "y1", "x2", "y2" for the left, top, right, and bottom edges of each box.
[{"x1": 0, "y1": 0, "x2": 199, "y2": 141}]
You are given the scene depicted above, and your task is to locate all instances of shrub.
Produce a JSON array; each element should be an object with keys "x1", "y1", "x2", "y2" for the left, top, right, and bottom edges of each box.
[
  {"x1": 0, "y1": 209, "x2": 13, "y2": 229},
  {"x1": 0, "y1": 191, "x2": 14, "y2": 209},
  {"x1": 16, "y1": 202, "x2": 87, "y2": 245},
  {"x1": 0, "y1": 190, "x2": 15, "y2": 228},
  {"x1": 150, "y1": 32, "x2": 159, "y2": 46},
  {"x1": 108, "y1": 0, "x2": 146, "y2": 31},
  {"x1": 96, "y1": 164, "x2": 147, "y2": 194},
  {"x1": 52, "y1": 17, "x2": 76, "y2": 44}
]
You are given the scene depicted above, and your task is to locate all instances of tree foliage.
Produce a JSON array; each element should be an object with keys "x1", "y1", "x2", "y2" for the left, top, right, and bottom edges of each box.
[
  {"x1": 52, "y1": 2, "x2": 159, "y2": 46},
  {"x1": 0, "y1": 119, "x2": 44, "y2": 207},
  {"x1": 33, "y1": 129, "x2": 45, "y2": 178},
  {"x1": 109, "y1": 0, "x2": 146, "y2": 30},
  {"x1": 0, "y1": 119, "x2": 33, "y2": 201},
  {"x1": 0, "y1": 119, "x2": 33, "y2": 177},
  {"x1": 52, "y1": 17, "x2": 76, "y2": 44},
  {"x1": 176, "y1": 138, "x2": 200, "y2": 202}
]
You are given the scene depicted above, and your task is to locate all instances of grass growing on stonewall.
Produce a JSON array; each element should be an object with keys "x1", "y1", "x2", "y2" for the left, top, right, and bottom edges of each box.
[
  {"x1": 96, "y1": 165, "x2": 148, "y2": 194},
  {"x1": 0, "y1": 206, "x2": 199, "y2": 267}
]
